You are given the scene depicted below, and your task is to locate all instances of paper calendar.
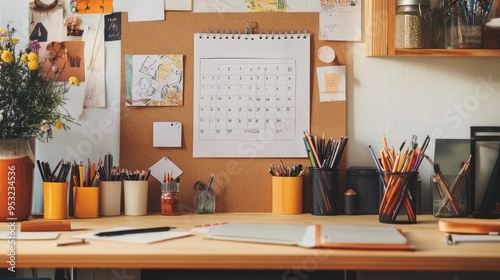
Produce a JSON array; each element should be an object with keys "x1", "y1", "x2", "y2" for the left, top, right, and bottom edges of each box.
[{"x1": 193, "y1": 32, "x2": 311, "y2": 158}]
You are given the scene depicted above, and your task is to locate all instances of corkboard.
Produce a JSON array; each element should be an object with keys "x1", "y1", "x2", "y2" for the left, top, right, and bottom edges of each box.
[{"x1": 120, "y1": 12, "x2": 347, "y2": 213}]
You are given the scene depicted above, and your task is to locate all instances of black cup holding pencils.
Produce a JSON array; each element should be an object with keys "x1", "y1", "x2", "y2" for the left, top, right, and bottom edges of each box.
[
  {"x1": 310, "y1": 167, "x2": 338, "y2": 216},
  {"x1": 378, "y1": 171, "x2": 418, "y2": 224}
]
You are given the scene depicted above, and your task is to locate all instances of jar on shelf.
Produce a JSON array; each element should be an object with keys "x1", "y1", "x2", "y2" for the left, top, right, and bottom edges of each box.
[
  {"x1": 395, "y1": 0, "x2": 432, "y2": 49},
  {"x1": 444, "y1": 3, "x2": 484, "y2": 49}
]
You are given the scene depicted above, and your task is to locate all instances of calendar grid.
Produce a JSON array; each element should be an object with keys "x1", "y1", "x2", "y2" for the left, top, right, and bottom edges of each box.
[
  {"x1": 193, "y1": 32, "x2": 310, "y2": 158},
  {"x1": 199, "y1": 58, "x2": 297, "y2": 141}
]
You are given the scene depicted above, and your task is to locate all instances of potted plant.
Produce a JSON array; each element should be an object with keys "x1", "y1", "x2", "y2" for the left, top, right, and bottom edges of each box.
[{"x1": 0, "y1": 23, "x2": 80, "y2": 221}]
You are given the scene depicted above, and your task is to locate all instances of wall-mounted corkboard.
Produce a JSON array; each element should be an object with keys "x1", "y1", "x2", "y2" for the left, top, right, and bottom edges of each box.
[{"x1": 120, "y1": 11, "x2": 347, "y2": 213}]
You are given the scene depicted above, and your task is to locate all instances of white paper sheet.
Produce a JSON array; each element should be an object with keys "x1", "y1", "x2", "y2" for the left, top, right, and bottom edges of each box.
[
  {"x1": 83, "y1": 27, "x2": 106, "y2": 108},
  {"x1": 153, "y1": 122, "x2": 182, "y2": 147},
  {"x1": 128, "y1": 0, "x2": 165, "y2": 22},
  {"x1": 165, "y1": 0, "x2": 192, "y2": 10},
  {"x1": 319, "y1": 0, "x2": 362, "y2": 41},
  {"x1": 72, "y1": 227, "x2": 192, "y2": 244},
  {"x1": 149, "y1": 157, "x2": 183, "y2": 182}
]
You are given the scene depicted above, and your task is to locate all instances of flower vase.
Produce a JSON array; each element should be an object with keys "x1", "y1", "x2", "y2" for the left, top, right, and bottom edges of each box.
[{"x1": 0, "y1": 138, "x2": 35, "y2": 221}]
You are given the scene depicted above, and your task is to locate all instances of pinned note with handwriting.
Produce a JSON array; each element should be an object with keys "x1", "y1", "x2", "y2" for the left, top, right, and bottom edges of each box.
[
  {"x1": 319, "y1": 0, "x2": 361, "y2": 41},
  {"x1": 153, "y1": 122, "x2": 182, "y2": 147}
]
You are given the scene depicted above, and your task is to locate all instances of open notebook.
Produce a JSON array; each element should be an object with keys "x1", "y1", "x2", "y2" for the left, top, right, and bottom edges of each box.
[{"x1": 205, "y1": 223, "x2": 415, "y2": 251}]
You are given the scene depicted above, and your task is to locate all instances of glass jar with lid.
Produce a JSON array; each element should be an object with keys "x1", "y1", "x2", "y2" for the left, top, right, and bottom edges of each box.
[{"x1": 395, "y1": 0, "x2": 432, "y2": 49}]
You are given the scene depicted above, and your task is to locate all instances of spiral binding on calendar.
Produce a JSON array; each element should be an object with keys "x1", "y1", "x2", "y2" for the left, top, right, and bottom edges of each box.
[{"x1": 198, "y1": 21, "x2": 309, "y2": 40}]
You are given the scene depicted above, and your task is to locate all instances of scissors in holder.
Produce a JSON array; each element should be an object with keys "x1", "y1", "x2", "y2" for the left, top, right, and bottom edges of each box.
[{"x1": 193, "y1": 181, "x2": 207, "y2": 192}]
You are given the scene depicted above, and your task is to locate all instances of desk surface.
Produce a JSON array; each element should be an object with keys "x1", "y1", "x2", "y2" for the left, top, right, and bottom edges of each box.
[{"x1": 2, "y1": 213, "x2": 500, "y2": 271}]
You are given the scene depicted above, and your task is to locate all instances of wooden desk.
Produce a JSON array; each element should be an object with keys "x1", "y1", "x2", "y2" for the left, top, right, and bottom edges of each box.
[{"x1": 2, "y1": 214, "x2": 500, "y2": 271}]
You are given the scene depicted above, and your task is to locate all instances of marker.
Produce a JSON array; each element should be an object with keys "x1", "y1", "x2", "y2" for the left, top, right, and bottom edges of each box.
[{"x1": 95, "y1": 226, "x2": 177, "y2": 237}]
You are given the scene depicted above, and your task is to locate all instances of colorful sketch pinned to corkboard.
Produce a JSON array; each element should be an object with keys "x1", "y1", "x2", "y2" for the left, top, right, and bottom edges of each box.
[{"x1": 125, "y1": 54, "x2": 184, "y2": 106}]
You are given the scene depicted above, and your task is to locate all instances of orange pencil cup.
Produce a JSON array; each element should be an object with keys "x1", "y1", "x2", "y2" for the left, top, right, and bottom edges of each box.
[
  {"x1": 272, "y1": 176, "x2": 303, "y2": 214},
  {"x1": 73, "y1": 187, "x2": 99, "y2": 218},
  {"x1": 43, "y1": 182, "x2": 68, "y2": 220}
]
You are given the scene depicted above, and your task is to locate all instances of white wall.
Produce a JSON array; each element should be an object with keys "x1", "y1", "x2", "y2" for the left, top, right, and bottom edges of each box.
[{"x1": 347, "y1": 42, "x2": 500, "y2": 212}]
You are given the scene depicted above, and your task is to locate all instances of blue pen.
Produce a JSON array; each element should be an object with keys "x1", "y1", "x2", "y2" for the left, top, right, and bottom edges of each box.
[
  {"x1": 205, "y1": 174, "x2": 214, "y2": 192},
  {"x1": 483, "y1": 0, "x2": 493, "y2": 20}
]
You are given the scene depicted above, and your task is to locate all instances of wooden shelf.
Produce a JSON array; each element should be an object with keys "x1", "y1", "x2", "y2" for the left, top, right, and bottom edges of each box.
[
  {"x1": 365, "y1": 0, "x2": 500, "y2": 57},
  {"x1": 394, "y1": 48, "x2": 500, "y2": 56}
]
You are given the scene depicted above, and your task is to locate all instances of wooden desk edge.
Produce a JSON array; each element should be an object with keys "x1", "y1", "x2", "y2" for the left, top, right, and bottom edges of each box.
[{"x1": 2, "y1": 214, "x2": 500, "y2": 271}]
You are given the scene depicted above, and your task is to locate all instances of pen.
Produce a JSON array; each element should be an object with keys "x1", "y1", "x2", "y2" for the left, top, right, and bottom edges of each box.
[
  {"x1": 54, "y1": 239, "x2": 87, "y2": 246},
  {"x1": 205, "y1": 174, "x2": 214, "y2": 192},
  {"x1": 95, "y1": 226, "x2": 177, "y2": 237}
]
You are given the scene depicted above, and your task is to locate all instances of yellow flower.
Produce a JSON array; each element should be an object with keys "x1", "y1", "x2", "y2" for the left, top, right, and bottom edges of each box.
[
  {"x1": 27, "y1": 52, "x2": 38, "y2": 62},
  {"x1": 54, "y1": 121, "x2": 63, "y2": 130},
  {"x1": 21, "y1": 53, "x2": 28, "y2": 62},
  {"x1": 68, "y1": 76, "x2": 80, "y2": 86},
  {"x1": 0, "y1": 28, "x2": 6, "y2": 34},
  {"x1": 1, "y1": 36, "x2": 8, "y2": 42},
  {"x1": 27, "y1": 60, "x2": 39, "y2": 70},
  {"x1": 1, "y1": 50, "x2": 13, "y2": 63},
  {"x1": 12, "y1": 37, "x2": 19, "y2": 44}
]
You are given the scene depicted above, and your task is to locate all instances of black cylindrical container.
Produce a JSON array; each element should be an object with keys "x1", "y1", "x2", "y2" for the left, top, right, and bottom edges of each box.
[{"x1": 346, "y1": 166, "x2": 380, "y2": 214}]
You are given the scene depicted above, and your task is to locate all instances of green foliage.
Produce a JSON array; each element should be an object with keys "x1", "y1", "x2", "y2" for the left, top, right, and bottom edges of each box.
[{"x1": 0, "y1": 23, "x2": 79, "y2": 141}]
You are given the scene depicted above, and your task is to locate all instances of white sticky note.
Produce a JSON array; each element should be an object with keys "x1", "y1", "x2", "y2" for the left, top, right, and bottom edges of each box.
[
  {"x1": 149, "y1": 157, "x2": 183, "y2": 182},
  {"x1": 153, "y1": 122, "x2": 182, "y2": 147},
  {"x1": 128, "y1": 0, "x2": 165, "y2": 22}
]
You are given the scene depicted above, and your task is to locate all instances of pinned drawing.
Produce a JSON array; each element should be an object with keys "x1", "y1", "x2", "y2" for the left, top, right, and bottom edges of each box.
[
  {"x1": 316, "y1": 66, "x2": 345, "y2": 102},
  {"x1": 84, "y1": 27, "x2": 106, "y2": 108},
  {"x1": 39, "y1": 41, "x2": 85, "y2": 82},
  {"x1": 247, "y1": 0, "x2": 286, "y2": 12},
  {"x1": 29, "y1": 0, "x2": 65, "y2": 42},
  {"x1": 125, "y1": 55, "x2": 184, "y2": 106}
]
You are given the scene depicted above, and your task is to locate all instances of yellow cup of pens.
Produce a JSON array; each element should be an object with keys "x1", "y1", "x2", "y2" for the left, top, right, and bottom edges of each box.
[
  {"x1": 73, "y1": 186, "x2": 99, "y2": 218},
  {"x1": 43, "y1": 182, "x2": 68, "y2": 220},
  {"x1": 272, "y1": 176, "x2": 303, "y2": 214}
]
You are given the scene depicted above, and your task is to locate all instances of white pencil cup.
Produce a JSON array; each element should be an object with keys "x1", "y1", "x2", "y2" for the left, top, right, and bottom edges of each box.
[
  {"x1": 123, "y1": 180, "x2": 148, "y2": 216},
  {"x1": 99, "y1": 181, "x2": 122, "y2": 216}
]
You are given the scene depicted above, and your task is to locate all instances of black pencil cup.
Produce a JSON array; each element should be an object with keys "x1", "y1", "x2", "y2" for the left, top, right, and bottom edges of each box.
[
  {"x1": 378, "y1": 171, "x2": 418, "y2": 224},
  {"x1": 310, "y1": 167, "x2": 338, "y2": 215}
]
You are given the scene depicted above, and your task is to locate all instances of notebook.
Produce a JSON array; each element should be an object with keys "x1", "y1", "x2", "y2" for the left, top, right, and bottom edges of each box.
[{"x1": 205, "y1": 223, "x2": 415, "y2": 251}]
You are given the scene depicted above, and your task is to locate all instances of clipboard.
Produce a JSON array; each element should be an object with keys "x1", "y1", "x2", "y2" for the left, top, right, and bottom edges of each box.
[{"x1": 205, "y1": 223, "x2": 415, "y2": 251}]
